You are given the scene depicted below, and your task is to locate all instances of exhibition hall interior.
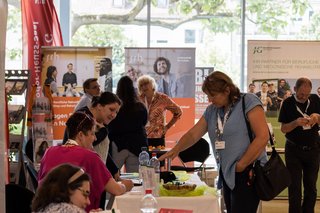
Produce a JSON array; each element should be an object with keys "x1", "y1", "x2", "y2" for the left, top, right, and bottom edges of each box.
[{"x1": 1, "y1": 0, "x2": 320, "y2": 212}]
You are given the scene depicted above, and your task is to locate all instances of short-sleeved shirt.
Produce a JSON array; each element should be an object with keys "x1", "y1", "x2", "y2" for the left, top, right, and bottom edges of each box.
[
  {"x1": 278, "y1": 94, "x2": 320, "y2": 146},
  {"x1": 38, "y1": 145, "x2": 112, "y2": 212},
  {"x1": 204, "y1": 93, "x2": 267, "y2": 189}
]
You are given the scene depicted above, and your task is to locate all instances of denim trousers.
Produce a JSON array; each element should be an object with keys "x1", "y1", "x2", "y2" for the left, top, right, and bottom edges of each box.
[
  {"x1": 285, "y1": 141, "x2": 320, "y2": 213},
  {"x1": 221, "y1": 167, "x2": 260, "y2": 213}
]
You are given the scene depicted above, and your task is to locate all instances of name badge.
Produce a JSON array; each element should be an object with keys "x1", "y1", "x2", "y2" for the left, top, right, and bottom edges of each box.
[{"x1": 215, "y1": 140, "x2": 225, "y2": 150}]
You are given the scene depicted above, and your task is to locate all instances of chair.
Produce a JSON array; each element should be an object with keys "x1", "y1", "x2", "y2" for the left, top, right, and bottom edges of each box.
[
  {"x1": 5, "y1": 183, "x2": 34, "y2": 213},
  {"x1": 170, "y1": 138, "x2": 214, "y2": 180}
]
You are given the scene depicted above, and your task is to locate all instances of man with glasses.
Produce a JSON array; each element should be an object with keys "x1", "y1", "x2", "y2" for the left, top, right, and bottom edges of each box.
[{"x1": 74, "y1": 78, "x2": 100, "y2": 111}]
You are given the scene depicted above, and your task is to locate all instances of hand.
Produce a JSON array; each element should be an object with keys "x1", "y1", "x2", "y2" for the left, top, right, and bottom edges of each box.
[
  {"x1": 309, "y1": 113, "x2": 319, "y2": 127},
  {"x1": 295, "y1": 117, "x2": 310, "y2": 127},
  {"x1": 235, "y1": 161, "x2": 246, "y2": 173},
  {"x1": 121, "y1": 179, "x2": 134, "y2": 192},
  {"x1": 158, "y1": 147, "x2": 179, "y2": 161},
  {"x1": 89, "y1": 208, "x2": 103, "y2": 212}
]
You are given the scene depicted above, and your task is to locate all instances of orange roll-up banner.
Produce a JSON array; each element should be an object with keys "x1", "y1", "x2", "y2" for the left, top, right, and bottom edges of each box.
[{"x1": 21, "y1": 0, "x2": 63, "y2": 96}]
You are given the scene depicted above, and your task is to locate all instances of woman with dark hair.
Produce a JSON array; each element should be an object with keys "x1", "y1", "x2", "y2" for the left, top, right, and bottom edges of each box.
[
  {"x1": 32, "y1": 163, "x2": 91, "y2": 212},
  {"x1": 160, "y1": 71, "x2": 269, "y2": 213},
  {"x1": 75, "y1": 92, "x2": 122, "y2": 168},
  {"x1": 108, "y1": 76, "x2": 148, "y2": 172},
  {"x1": 35, "y1": 140, "x2": 49, "y2": 163},
  {"x1": 44, "y1": 65, "x2": 59, "y2": 96},
  {"x1": 38, "y1": 112, "x2": 133, "y2": 212}
]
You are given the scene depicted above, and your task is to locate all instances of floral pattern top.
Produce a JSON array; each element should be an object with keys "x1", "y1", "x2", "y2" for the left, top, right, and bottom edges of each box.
[{"x1": 33, "y1": 202, "x2": 86, "y2": 213}]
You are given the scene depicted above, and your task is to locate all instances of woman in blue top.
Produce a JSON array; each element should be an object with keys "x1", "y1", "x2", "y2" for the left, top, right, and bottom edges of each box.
[{"x1": 160, "y1": 71, "x2": 269, "y2": 213}]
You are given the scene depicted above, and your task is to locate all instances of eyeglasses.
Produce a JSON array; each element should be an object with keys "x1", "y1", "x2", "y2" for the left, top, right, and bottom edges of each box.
[{"x1": 77, "y1": 188, "x2": 90, "y2": 199}]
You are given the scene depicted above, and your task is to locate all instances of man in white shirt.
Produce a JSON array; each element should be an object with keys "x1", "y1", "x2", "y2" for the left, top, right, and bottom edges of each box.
[{"x1": 74, "y1": 78, "x2": 101, "y2": 111}]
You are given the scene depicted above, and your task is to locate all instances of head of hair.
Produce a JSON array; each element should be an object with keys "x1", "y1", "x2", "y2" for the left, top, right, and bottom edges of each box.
[
  {"x1": 31, "y1": 164, "x2": 90, "y2": 212},
  {"x1": 116, "y1": 76, "x2": 139, "y2": 108},
  {"x1": 67, "y1": 63, "x2": 73, "y2": 67},
  {"x1": 153, "y1": 57, "x2": 171, "y2": 74},
  {"x1": 36, "y1": 141, "x2": 49, "y2": 156},
  {"x1": 137, "y1": 75, "x2": 157, "y2": 95},
  {"x1": 295, "y1": 77, "x2": 312, "y2": 89},
  {"x1": 83, "y1": 78, "x2": 98, "y2": 93},
  {"x1": 91, "y1": 91, "x2": 122, "y2": 108},
  {"x1": 261, "y1": 81, "x2": 269, "y2": 86},
  {"x1": 46, "y1": 66, "x2": 57, "y2": 79},
  {"x1": 202, "y1": 71, "x2": 240, "y2": 103},
  {"x1": 66, "y1": 112, "x2": 95, "y2": 139},
  {"x1": 249, "y1": 83, "x2": 255, "y2": 87}
]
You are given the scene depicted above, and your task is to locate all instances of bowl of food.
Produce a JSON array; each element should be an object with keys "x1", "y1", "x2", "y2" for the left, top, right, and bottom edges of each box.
[{"x1": 162, "y1": 182, "x2": 197, "y2": 195}]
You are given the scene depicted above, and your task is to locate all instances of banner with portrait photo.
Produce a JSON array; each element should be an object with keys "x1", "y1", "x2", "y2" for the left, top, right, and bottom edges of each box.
[
  {"x1": 41, "y1": 47, "x2": 113, "y2": 142},
  {"x1": 124, "y1": 48, "x2": 195, "y2": 143}
]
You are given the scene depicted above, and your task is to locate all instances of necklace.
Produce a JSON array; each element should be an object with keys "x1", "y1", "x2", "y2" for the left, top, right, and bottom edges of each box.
[{"x1": 64, "y1": 139, "x2": 79, "y2": 146}]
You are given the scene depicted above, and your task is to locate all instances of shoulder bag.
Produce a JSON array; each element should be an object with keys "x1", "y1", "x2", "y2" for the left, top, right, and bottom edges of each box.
[{"x1": 242, "y1": 94, "x2": 291, "y2": 201}]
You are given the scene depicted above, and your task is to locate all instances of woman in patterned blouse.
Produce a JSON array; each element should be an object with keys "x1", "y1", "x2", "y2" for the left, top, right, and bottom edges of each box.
[{"x1": 137, "y1": 75, "x2": 182, "y2": 158}]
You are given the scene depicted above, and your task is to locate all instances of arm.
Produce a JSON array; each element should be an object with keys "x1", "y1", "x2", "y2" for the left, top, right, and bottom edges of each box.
[
  {"x1": 236, "y1": 106, "x2": 269, "y2": 172},
  {"x1": 165, "y1": 98, "x2": 182, "y2": 131},
  {"x1": 158, "y1": 116, "x2": 208, "y2": 161},
  {"x1": 104, "y1": 178, "x2": 133, "y2": 196},
  {"x1": 280, "y1": 116, "x2": 310, "y2": 133}
]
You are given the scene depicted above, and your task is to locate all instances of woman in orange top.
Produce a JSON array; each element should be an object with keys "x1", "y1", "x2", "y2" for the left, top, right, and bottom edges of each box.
[{"x1": 137, "y1": 75, "x2": 182, "y2": 151}]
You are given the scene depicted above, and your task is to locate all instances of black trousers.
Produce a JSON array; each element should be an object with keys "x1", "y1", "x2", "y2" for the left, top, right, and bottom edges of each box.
[
  {"x1": 285, "y1": 141, "x2": 320, "y2": 213},
  {"x1": 221, "y1": 167, "x2": 260, "y2": 213}
]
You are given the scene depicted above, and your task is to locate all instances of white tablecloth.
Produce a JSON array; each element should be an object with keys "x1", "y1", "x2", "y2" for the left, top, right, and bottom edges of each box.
[{"x1": 113, "y1": 174, "x2": 220, "y2": 213}]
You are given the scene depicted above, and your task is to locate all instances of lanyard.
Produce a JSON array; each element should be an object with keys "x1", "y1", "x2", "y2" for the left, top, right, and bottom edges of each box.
[
  {"x1": 216, "y1": 105, "x2": 232, "y2": 138},
  {"x1": 295, "y1": 98, "x2": 310, "y2": 117}
]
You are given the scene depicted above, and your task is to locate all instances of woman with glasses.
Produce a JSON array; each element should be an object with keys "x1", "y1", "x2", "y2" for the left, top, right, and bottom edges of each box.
[
  {"x1": 38, "y1": 112, "x2": 133, "y2": 212},
  {"x1": 32, "y1": 163, "x2": 91, "y2": 213},
  {"x1": 159, "y1": 71, "x2": 269, "y2": 213}
]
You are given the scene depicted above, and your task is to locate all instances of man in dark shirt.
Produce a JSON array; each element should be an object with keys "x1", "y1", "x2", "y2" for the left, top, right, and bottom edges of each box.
[
  {"x1": 278, "y1": 77, "x2": 320, "y2": 213},
  {"x1": 62, "y1": 63, "x2": 77, "y2": 96}
]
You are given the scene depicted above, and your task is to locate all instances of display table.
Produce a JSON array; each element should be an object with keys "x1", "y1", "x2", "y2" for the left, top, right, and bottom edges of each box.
[{"x1": 112, "y1": 173, "x2": 220, "y2": 213}]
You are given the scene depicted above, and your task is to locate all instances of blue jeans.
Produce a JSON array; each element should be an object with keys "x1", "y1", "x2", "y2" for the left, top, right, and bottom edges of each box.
[
  {"x1": 285, "y1": 141, "x2": 320, "y2": 213},
  {"x1": 221, "y1": 167, "x2": 259, "y2": 213}
]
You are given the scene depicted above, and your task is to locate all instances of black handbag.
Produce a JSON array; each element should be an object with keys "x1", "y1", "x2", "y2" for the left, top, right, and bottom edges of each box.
[{"x1": 242, "y1": 95, "x2": 291, "y2": 201}]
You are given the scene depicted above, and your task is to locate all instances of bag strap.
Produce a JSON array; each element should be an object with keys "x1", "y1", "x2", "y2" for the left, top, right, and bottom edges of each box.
[{"x1": 242, "y1": 94, "x2": 276, "y2": 152}]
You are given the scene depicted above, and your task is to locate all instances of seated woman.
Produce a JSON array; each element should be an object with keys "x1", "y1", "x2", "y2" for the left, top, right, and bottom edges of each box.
[
  {"x1": 32, "y1": 163, "x2": 91, "y2": 213},
  {"x1": 38, "y1": 112, "x2": 133, "y2": 212}
]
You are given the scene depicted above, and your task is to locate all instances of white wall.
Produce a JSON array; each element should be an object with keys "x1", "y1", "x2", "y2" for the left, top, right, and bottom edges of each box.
[{"x1": 0, "y1": 0, "x2": 8, "y2": 212}]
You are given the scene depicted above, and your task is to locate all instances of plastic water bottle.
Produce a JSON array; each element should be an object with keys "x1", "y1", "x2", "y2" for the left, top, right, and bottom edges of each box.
[
  {"x1": 148, "y1": 153, "x2": 160, "y2": 196},
  {"x1": 148, "y1": 153, "x2": 160, "y2": 173},
  {"x1": 139, "y1": 147, "x2": 150, "y2": 179},
  {"x1": 140, "y1": 189, "x2": 158, "y2": 213}
]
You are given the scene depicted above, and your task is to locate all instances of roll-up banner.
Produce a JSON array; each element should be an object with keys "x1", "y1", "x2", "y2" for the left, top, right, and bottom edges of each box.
[
  {"x1": 21, "y1": 0, "x2": 63, "y2": 96},
  {"x1": 124, "y1": 48, "x2": 196, "y2": 145}
]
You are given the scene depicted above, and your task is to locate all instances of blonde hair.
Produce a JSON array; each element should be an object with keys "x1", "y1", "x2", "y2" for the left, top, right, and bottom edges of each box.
[{"x1": 137, "y1": 75, "x2": 157, "y2": 95}]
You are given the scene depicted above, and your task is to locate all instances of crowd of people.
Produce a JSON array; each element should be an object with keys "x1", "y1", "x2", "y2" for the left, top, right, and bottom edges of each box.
[{"x1": 32, "y1": 66, "x2": 320, "y2": 213}]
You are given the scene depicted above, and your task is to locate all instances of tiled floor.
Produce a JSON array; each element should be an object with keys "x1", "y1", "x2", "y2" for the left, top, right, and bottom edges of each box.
[{"x1": 261, "y1": 200, "x2": 320, "y2": 213}]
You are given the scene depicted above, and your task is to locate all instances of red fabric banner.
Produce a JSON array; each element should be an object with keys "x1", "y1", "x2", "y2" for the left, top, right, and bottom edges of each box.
[{"x1": 21, "y1": 0, "x2": 63, "y2": 94}]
